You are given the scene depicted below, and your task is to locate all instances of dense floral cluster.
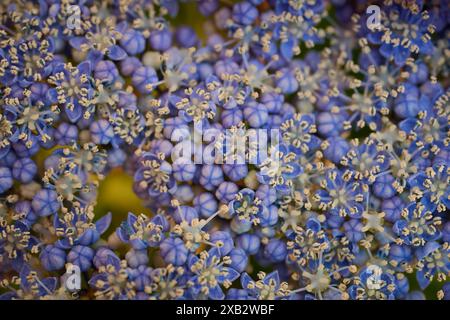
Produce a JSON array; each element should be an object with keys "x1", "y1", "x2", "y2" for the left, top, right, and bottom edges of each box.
[{"x1": 0, "y1": 0, "x2": 449, "y2": 300}]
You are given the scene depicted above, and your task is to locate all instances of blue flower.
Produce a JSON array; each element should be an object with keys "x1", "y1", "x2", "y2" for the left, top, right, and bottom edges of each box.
[
  {"x1": 228, "y1": 248, "x2": 248, "y2": 273},
  {"x1": 372, "y1": 173, "x2": 397, "y2": 199},
  {"x1": 175, "y1": 26, "x2": 198, "y2": 48},
  {"x1": 281, "y1": 113, "x2": 321, "y2": 154},
  {"x1": 198, "y1": 0, "x2": 219, "y2": 16},
  {"x1": 365, "y1": 2, "x2": 435, "y2": 66},
  {"x1": 133, "y1": 152, "x2": 176, "y2": 197},
  {"x1": 94, "y1": 247, "x2": 121, "y2": 269},
  {"x1": 237, "y1": 234, "x2": 260, "y2": 255},
  {"x1": 193, "y1": 192, "x2": 218, "y2": 218},
  {"x1": 317, "y1": 111, "x2": 347, "y2": 137},
  {"x1": 90, "y1": 119, "x2": 114, "y2": 145},
  {"x1": 3, "y1": 91, "x2": 58, "y2": 147},
  {"x1": 53, "y1": 209, "x2": 111, "y2": 248},
  {"x1": 160, "y1": 237, "x2": 188, "y2": 266},
  {"x1": 187, "y1": 247, "x2": 240, "y2": 300},
  {"x1": 258, "y1": 144, "x2": 303, "y2": 194},
  {"x1": 0, "y1": 167, "x2": 13, "y2": 193},
  {"x1": 348, "y1": 266, "x2": 396, "y2": 300},
  {"x1": 341, "y1": 138, "x2": 389, "y2": 183},
  {"x1": 47, "y1": 62, "x2": 94, "y2": 122},
  {"x1": 40, "y1": 245, "x2": 66, "y2": 271},
  {"x1": 0, "y1": 265, "x2": 58, "y2": 300},
  {"x1": 210, "y1": 230, "x2": 235, "y2": 256},
  {"x1": 229, "y1": 188, "x2": 267, "y2": 226},
  {"x1": 94, "y1": 60, "x2": 119, "y2": 84},
  {"x1": 276, "y1": 68, "x2": 298, "y2": 94},
  {"x1": 0, "y1": 219, "x2": 37, "y2": 271},
  {"x1": 243, "y1": 101, "x2": 268, "y2": 128},
  {"x1": 132, "y1": 66, "x2": 159, "y2": 94},
  {"x1": 149, "y1": 265, "x2": 187, "y2": 300},
  {"x1": 120, "y1": 28, "x2": 146, "y2": 56},
  {"x1": 126, "y1": 249, "x2": 149, "y2": 268},
  {"x1": 381, "y1": 197, "x2": 406, "y2": 222},
  {"x1": 264, "y1": 239, "x2": 287, "y2": 263},
  {"x1": 314, "y1": 169, "x2": 365, "y2": 218},
  {"x1": 199, "y1": 164, "x2": 224, "y2": 191},
  {"x1": 322, "y1": 136, "x2": 350, "y2": 164},
  {"x1": 69, "y1": 17, "x2": 127, "y2": 63},
  {"x1": 409, "y1": 164, "x2": 449, "y2": 212},
  {"x1": 239, "y1": 271, "x2": 289, "y2": 300},
  {"x1": 232, "y1": 2, "x2": 258, "y2": 26},
  {"x1": 31, "y1": 188, "x2": 60, "y2": 217},
  {"x1": 286, "y1": 217, "x2": 329, "y2": 266},
  {"x1": 172, "y1": 158, "x2": 196, "y2": 182},
  {"x1": 149, "y1": 28, "x2": 172, "y2": 52},
  {"x1": 54, "y1": 122, "x2": 78, "y2": 145},
  {"x1": 116, "y1": 212, "x2": 168, "y2": 250},
  {"x1": 0, "y1": 0, "x2": 448, "y2": 301},
  {"x1": 415, "y1": 241, "x2": 450, "y2": 290},
  {"x1": 67, "y1": 245, "x2": 95, "y2": 272},
  {"x1": 389, "y1": 244, "x2": 413, "y2": 272},
  {"x1": 173, "y1": 85, "x2": 217, "y2": 123},
  {"x1": 215, "y1": 181, "x2": 239, "y2": 203},
  {"x1": 393, "y1": 202, "x2": 441, "y2": 247},
  {"x1": 128, "y1": 265, "x2": 153, "y2": 292},
  {"x1": 11, "y1": 36, "x2": 55, "y2": 86},
  {"x1": 89, "y1": 259, "x2": 137, "y2": 300}
]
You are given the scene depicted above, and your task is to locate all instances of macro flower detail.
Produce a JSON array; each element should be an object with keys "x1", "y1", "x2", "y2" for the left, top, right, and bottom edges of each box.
[{"x1": 0, "y1": 0, "x2": 448, "y2": 302}]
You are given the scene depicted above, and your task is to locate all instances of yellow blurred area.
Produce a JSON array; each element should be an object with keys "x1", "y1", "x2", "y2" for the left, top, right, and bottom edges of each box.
[{"x1": 94, "y1": 168, "x2": 152, "y2": 235}]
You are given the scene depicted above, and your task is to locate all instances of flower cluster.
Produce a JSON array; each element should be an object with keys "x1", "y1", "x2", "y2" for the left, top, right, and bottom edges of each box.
[{"x1": 0, "y1": 0, "x2": 449, "y2": 300}]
